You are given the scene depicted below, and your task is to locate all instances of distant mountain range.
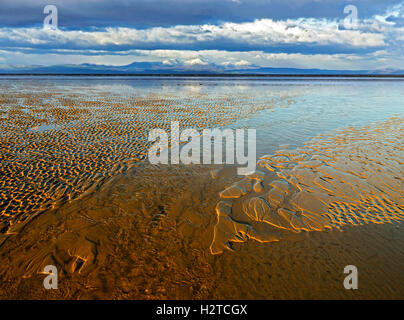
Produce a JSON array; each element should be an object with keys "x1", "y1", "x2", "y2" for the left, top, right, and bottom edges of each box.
[{"x1": 0, "y1": 61, "x2": 403, "y2": 75}]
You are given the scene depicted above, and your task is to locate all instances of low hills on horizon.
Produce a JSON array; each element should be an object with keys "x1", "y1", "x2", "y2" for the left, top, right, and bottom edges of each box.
[{"x1": 0, "y1": 61, "x2": 403, "y2": 75}]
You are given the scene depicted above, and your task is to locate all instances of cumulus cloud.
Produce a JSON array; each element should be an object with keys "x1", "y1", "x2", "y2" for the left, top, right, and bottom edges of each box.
[
  {"x1": 0, "y1": 1, "x2": 404, "y2": 70},
  {"x1": 0, "y1": 18, "x2": 387, "y2": 50},
  {"x1": 234, "y1": 60, "x2": 251, "y2": 66}
]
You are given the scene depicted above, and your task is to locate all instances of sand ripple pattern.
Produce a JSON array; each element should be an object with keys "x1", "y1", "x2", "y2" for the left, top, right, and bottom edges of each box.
[
  {"x1": 211, "y1": 117, "x2": 404, "y2": 254},
  {"x1": 0, "y1": 84, "x2": 291, "y2": 232}
]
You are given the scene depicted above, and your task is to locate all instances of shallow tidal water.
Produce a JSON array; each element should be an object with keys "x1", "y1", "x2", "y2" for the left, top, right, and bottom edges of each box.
[{"x1": 0, "y1": 76, "x2": 403, "y2": 299}]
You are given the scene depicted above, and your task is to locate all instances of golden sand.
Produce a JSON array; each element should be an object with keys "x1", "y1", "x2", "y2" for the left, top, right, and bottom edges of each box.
[
  {"x1": 0, "y1": 87, "x2": 289, "y2": 233},
  {"x1": 211, "y1": 116, "x2": 404, "y2": 253},
  {"x1": 0, "y1": 117, "x2": 402, "y2": 299}
]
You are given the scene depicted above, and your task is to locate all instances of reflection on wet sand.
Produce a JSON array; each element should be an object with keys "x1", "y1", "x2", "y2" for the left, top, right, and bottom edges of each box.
[
  {"x1": 212, "y1": 117, "x2": 403, "y2": 253},
  {"x1": 0, "y1": 117, "x2": 403, "y2": 299},
  {"x1": 0, "y1": 85, "x2": 289, "y2": 233},
  {"x1": 0, "y1": 78, "x2": 403, "y2": 299}
]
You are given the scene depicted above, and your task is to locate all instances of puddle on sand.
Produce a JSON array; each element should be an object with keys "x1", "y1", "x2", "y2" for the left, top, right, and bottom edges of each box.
[{"x1": 29, "y1": 124, "x2": 60, "y2": 132}]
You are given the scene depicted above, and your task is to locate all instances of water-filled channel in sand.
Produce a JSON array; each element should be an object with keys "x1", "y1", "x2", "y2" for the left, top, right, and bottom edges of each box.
[{"x1": 0, "y1": 77, "x2": 403, "y2": 299}]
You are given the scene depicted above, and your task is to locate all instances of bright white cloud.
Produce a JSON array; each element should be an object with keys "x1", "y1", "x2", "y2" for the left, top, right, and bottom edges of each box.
[
  {"x1": 235, "y1": 60, "x2": 251, "y2": 66},
  {"x1": 0, "y1": 18, "x2": 387, "y2": 49}
]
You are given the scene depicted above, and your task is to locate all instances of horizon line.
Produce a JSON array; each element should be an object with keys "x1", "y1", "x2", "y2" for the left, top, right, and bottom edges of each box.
[{"x1": 1, "y1": 73, "x2": 404, "y2": 78}]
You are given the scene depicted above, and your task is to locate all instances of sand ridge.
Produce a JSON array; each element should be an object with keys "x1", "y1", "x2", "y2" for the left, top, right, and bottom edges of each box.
[
  {"x1": 0, "y1": 118, "x2": 402, "y2": 299},
  {"x1": 0, "y1": 82, "x2": 294, "y2": 233},
  {"x1": 0, "y1": 80, "x2": 403, "y2": 299},
  {"x1": 211, "y1": 116, "x2": 404, "y2": 254}
]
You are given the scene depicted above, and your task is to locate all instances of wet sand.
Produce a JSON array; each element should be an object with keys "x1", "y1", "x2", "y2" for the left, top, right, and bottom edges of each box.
[
  {"x1": 0, "y1": 83, "x2": 288, "y2": 232},
  {"x1": 212, "y1": 116, "x2": 404, "y2": 253},
  {"x1": 0, "y1": 116, "x2": 403, "y2": 299}
]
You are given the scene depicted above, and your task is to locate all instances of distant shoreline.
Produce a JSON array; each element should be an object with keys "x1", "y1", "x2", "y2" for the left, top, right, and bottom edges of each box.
[{"x1": 0, "y1": 73, "x2": 404, "y2": 78}]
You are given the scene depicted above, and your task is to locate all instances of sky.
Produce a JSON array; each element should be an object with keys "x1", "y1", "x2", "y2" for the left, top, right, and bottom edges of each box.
[{"x1": 0, "y1": 0, "x2": 404, "y2": 71}]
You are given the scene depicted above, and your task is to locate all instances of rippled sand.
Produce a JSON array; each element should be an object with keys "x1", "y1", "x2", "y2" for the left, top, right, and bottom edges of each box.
[
  {"x1": 0, "y1": 116, "x2": 403, "y2": 299},
  {"x1": 0, "y1": 85, "x2": 288, "y2": 233},
  {"x1": 212, "y1": 116, "x2": 404, "y2": 253}
]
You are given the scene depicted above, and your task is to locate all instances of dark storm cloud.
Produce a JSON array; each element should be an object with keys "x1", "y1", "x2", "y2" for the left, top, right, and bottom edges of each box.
[{"x1": 0, "y1": 0, "x2": 402, "y2": 28}]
